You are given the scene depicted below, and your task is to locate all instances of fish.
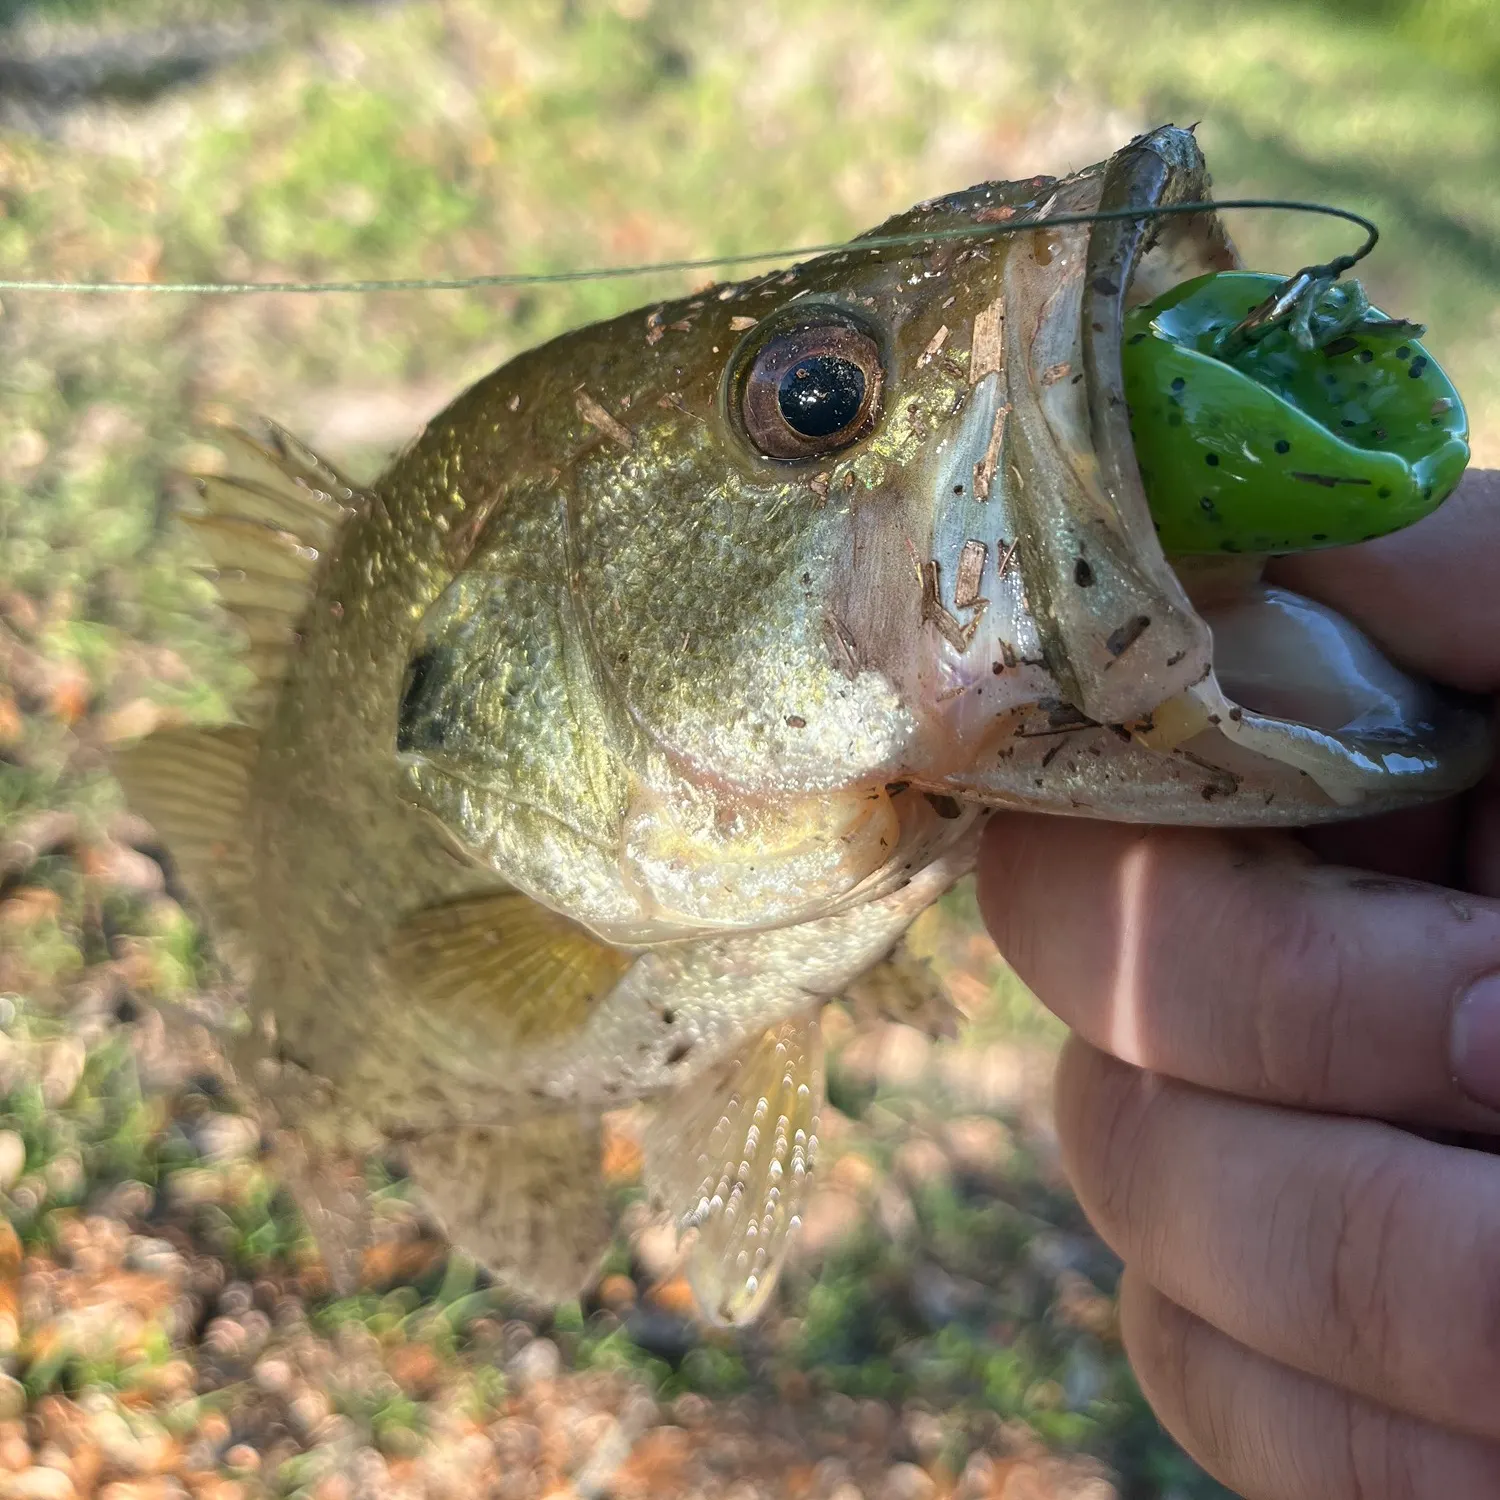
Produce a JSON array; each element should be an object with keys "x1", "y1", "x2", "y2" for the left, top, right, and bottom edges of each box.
[{"x1": 115, "y1": 124, "x2": 1492, "y2": 1325}]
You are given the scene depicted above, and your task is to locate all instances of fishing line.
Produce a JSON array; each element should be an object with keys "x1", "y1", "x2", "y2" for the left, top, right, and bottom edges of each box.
[{"x1": 0, "y1": 197, "x2": 1377, "y2": 296}]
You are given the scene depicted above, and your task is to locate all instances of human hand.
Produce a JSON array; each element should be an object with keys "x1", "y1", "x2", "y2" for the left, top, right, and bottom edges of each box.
[{"x1": 976, "y1": 469, "x2": 1500, "y2": 1499}]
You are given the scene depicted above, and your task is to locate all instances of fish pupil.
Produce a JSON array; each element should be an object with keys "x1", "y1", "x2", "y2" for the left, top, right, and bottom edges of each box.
[{"x1": 777, "y1": 355, "x2": 865, "y2": 437}]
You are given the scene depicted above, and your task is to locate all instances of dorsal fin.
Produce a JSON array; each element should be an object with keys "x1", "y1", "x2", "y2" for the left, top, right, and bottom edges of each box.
[
  {"x1": 113, "y1": 725, "x2": 259, "y2": 962},
  {"x1": 180, "y1": 423, "x2": 359, "y2": 722}
]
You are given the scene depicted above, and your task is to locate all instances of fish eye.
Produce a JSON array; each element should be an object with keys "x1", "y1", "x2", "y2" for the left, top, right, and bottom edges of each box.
[{"x1": 738, "y1": 316, "x2": 883, "y2": 460}]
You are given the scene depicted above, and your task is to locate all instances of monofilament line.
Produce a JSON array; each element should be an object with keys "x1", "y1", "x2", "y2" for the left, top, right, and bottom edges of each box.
[{"x1": 0, "y1": 198, "x2": 1377, "y2": 296}]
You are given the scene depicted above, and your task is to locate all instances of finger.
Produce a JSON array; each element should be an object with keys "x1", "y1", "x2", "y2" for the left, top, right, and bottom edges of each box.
[
  {"x1": 1267, "y1": 467, "x2": 1500, "y2": 694},
  {"x1": 1119, "y1": 1269, "x2": 1500, "y2": 1500},
  {"x1": 1057, "y1": 1038, "x2": 1500, "y2": 1445},
  {"x1": 976, "y1": 811, "x2": 1500, "y2": 1131}
]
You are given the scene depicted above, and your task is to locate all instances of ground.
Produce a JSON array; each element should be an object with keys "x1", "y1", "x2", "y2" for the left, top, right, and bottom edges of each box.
[{"x1": 2, "y1": 3, "x2": 1498, "y2": 1498}]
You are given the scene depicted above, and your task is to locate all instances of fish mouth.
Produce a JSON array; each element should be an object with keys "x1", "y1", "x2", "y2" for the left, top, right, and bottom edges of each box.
[{"x1": 936, "y1": 124, "x2": 1492, "y2": 822}]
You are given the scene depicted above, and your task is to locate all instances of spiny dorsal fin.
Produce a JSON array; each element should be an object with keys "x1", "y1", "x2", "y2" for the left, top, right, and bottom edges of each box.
[
  {"x1": 114, "y1": 725, "x2": 259, "y2": 956},
  {"x1": 384, "y1": 892, "x2": 631, "y2": 1049},
  {"x1": 180, "y1": 424, "x2": 359, "y2": 722},
  {"x1": 644, "y1": 1014, "x2": 823, "y2": 1326},
  {"x1": 403, "y1": 1116, "x2": 613, "y2": 1303}
]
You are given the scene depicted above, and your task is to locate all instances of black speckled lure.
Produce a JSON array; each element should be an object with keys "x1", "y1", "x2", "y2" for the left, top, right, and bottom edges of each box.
[{"x1": 1124, "y1": 270, "x2": 1469, "y2": 556}]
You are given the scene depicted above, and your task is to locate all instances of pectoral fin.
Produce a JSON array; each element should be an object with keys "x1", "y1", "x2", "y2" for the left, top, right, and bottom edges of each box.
[
  {"x1": 403, "y1": 1117, "x2": 612, "y2": 1302},
  {"x1": 384, "y1": 892, "x2": 630, "y2": 1049},
  {"x1": 644, "y1": 1014, "x2": 823, "y2": 1326}
]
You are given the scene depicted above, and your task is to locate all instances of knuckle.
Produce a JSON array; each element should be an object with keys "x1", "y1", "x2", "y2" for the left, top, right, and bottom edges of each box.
[
  {"x1": 1437, "y1": 1205, "x2": 1500, "y2": 1426},
  {"x1": 1318, "y1": 1145, "x2": 1500, "y2": 1426},
  {"x1": 1345, "y1": 1401, "x2": 1423, "y2": 1500},
  {"x1": 1120, "y1": 1278, "x2": 1249, "y2": 1494},
  {"x1": 1323, "y1": 1143, "x2": 1409, "y2": 1380},
  {"x1": 1055, "y1": 1041, "x2": 1169, "y2": 1259},
  {"x1": 1242, "y1": 886, "x2": 1351, "y2": 1105}
]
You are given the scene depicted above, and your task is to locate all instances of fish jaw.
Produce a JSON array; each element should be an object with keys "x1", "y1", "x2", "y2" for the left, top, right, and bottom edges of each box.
[{"x1": 875, "y1": 124, "x2": 1493, "y2": 823}]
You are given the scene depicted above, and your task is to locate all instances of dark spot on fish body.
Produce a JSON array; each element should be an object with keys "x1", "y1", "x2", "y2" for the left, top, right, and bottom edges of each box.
[
  {"x1": 1409, "y1": 356, "x2": 1429, "y2": 377},
  {"x1": 1396, "y1": 346, "x2": 1411, "y2": 360},
  {"x1": 785, "y1": 714, "x2": 807, "y2": 728},
  {"x1": 1170, "y1": 376, "x2": 1186, "y2": 393},
  {"x1": 1274, "y1": 439, "x2": 1291, "y2": 454},
  {"x1": 1073, "y1": 557, "x2": 1095, "y2": 587},
  {"x1": 1105, "y1": 615, "x2": 1151, "y2": 658},
  {"x1": 1204, "y1": 453, "x2": 1219, "y2": 467},
  {"x1": 396, "y1": 648, "x2": 455, "y2": 752},
  {"x1": 1322, "y1": 335, "x2": 1359, "y2": 357}
]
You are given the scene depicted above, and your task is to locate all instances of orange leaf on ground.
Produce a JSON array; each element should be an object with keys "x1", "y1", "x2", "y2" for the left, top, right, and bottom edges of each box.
[
  {"x1": 359, "y1": 1238, "x2": 443, "y2": 1289},
  {"x1": 611, "y1": 1426, "x2": 691, "y2": 1497},
  {"x1": 0, "y1": 694, "x2": 21, "y2": 749},
  {"x1": 0, "y1": 889, "x2": 62, "y2": 928},
  {"x1": 45, "y1": 665, "x2": 90, "y2": 726},
  {"x1": 644, "y1": 1276, "x2": 697, "y2": 1319}
]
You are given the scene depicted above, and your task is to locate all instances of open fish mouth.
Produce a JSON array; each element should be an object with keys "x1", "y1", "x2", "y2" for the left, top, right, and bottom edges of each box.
[{"x1": 923, "y1": 125, "x2": 1492, "y2": 822}]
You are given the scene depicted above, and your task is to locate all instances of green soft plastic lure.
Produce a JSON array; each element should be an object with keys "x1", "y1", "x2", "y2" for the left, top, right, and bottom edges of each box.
[{"x1": 1123, "y1": 271, "x2": 1469, "y2": 556}]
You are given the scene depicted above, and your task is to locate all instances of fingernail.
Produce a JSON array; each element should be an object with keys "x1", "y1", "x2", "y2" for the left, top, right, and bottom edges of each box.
[{"x1": 1451, "y1": 973, "x2": 1500, "y2": 1112}]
